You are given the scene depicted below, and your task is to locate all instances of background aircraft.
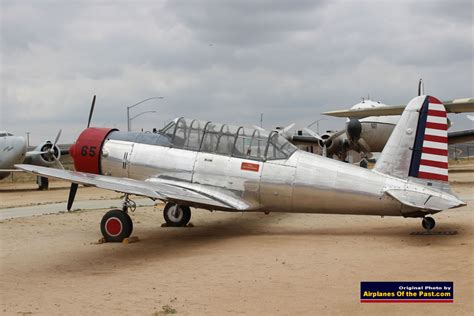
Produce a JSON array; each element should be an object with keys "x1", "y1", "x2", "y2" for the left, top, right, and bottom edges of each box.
[
  {"x1": 0, "y1": 130, "x2": 66, "y2": 189},
  {"x1": 16, "y1": 95, "x2": 465, "y2": 242},
  {"x1": 290, "y1": 97, "x2": 474, "y2": 166}
]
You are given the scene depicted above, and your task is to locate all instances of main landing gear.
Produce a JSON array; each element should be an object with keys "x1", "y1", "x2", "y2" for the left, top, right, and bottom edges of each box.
[
  {"x1": 100, "y1": 194, "x2": 136, "y2": 242},
  {"x1": 99, "y1": 197, "x2": 192, "y2": 241},
  {"x1": 421, "y1": 217, "x2": 436, "y2": 231},
  {"x1": 163, "y1": 203, "x2": 191, "y2": 227}
]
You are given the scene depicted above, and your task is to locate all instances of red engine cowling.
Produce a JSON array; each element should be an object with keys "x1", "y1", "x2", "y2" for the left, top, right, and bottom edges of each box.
[{"x1": 69, "y1": 128, "x2": 118, "y2": 174}]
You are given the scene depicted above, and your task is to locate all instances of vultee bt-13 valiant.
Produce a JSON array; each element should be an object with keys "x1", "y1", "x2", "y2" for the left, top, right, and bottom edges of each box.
[{"x1": 16, "y1": 95, "x2": 466, "y2": 242}]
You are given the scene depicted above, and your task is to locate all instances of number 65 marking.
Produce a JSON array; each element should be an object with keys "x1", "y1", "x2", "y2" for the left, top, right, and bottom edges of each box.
[{"x1": 81, "y1": 146, "x2": 97, "y2": 157}]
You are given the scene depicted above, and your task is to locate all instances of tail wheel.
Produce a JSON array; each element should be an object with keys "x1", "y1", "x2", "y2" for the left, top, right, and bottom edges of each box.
[
  {"x1": 422, "y1": 217, "x2": 436, "y2": 231},
  {"x1": 100, "y1": 209, "x2": 133, "y2": 242},
  {"x1": 163, "y1": 203, "x2": 191, "y2": 227}
]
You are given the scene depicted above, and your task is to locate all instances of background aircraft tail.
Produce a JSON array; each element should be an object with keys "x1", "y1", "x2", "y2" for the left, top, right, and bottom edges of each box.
[{"x1": 374, "y1": 95, "x2": 451, "y2": 192}]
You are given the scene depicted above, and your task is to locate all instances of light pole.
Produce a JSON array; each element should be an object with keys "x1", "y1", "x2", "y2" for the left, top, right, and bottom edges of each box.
[
  {"x1": 129, "y1": 111, "x2": 157, "y2": 132},
  {"x1": 26, "y1": 132, "x2": 30, "y2": 147},
  {"x1": 127, "y1": 97, "x2": 163, "y2": 131}
]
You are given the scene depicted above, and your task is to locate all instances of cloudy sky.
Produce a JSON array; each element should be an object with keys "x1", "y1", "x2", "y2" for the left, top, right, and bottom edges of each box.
[{"x1": 1, "y1": 0, "x2": 472, "y2": 144}]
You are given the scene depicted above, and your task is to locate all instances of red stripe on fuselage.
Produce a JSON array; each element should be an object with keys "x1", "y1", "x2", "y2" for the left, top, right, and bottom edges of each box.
[
  {"x1": 427, "y1": 109, "x2": 447, "y2": 117},
  {"x1": 418, "y1": 171, "x2": 448, "y2": 182},
  {"x1": 422, "y1": 147, "x2": 448, "y2": 156},
  {"x1": 420, "y1": 159, "x2": 448, "y2": 169},
  {"x1": 424, "y1": 134, "x2": 448, "y2": 143},
  {"x1": 426, "y1": 122, "x2": 447, "y2": 130}
]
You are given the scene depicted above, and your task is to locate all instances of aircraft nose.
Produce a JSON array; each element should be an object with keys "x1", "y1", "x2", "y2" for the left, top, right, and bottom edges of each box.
[{"x1": 69, "y1": 143, "x2": 76, "y2": 159}]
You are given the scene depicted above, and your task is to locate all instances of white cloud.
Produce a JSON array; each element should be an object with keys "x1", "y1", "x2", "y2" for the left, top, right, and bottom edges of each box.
[{"x1": 0, "y1": 0, "x2": 472, "y2": 144}]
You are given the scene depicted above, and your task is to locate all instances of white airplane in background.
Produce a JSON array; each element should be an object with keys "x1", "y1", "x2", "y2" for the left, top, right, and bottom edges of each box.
[
  {"x1": 0, "y1": 129, "x2": 66, "y2": 190},
  {"x1": 291, "y1": 97, "x2": 474, "y2": 166}
]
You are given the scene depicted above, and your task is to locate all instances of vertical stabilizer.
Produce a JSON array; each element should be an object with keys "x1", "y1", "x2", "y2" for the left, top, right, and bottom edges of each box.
[{"x1": 374, "y1": 95, "x2": 450, "y2": 191}]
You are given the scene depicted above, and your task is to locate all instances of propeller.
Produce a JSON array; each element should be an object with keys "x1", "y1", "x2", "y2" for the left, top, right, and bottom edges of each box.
[
  {"x1": 303, "y1": 127, "x2": 327, "y2": 156},
  {"x1": 29, "y1": 130, "x2": 65, "y2": 169},
  {"x1": 67, "y1": 94, "x2": 96, "y2": 211},
  {"x1": 46, "y1": 129, "x2": 64, "y2": 169},
  {"x1": 67, "y1": 183, "x2": 78, "y2": 211},
  {"x1": 418, "y1": 78, "x2": 424, "y2": 96},
  {"x1": 252, "y1": 125, "x2": 265, "y2": 132},
  {"x1": 87, "y1": 95, "x2": 96, "y2": 128},
  {"x1": 357, "y1": 138, "x2": 373, "y2": 158},
  {"x1": 276, "y1": 123, "x2": 295, "y2": 140}
]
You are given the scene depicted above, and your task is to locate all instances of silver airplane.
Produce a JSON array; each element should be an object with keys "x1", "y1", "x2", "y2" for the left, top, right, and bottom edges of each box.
[
  {"x1": 16, "y1": 95, "x2": 465, "y2": 242},
  {"x1": 292, "y1": 98, "x2": 474, "y2": 165},
  {"x1": 0, "y1": 130, "x2": 64, "y2": 189}
]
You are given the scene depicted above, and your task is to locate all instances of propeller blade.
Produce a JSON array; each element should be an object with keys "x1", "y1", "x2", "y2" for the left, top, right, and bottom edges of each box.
[
  {"x1": 358, "y1": 138, "x2": 373, "y2": 158},
  {"x1": 53, "y1": 129, "x2": 62, "y2": 147},
  {"x1": 27, "y1": 150, "x2": 49, "y2": 155},
  {"x1": 87, "y1": 95, "x2": 96, "y2": 128},
  {"x1": 303, "y1": 127, "x2": 323, "y2": 141},
  {"x1": 322, "y1": 144, "x2": 327, "y2": 157},
  {"x1": 327, "y1": 129, "x2": 345, "y2": 142},
  {"x1": 281, "y1": 123, "x2": 295, "y2": 133},
  {"x1": 54, "y1": 158, "x2": 65, "y2": 170},
  {"x1": 67, "y1": 183, "x2": 79, "y2": 211}
]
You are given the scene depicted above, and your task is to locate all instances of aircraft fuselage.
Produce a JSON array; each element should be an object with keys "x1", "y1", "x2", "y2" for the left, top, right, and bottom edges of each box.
[{"x1": 99, "y1": 135, "x2": 415, "y2": 217}]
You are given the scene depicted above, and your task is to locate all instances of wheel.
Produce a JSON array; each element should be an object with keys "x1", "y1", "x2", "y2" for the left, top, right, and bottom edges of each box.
[
  {"x1": 100, "y1": 209, "x2": 133, "y2": 242},
  {"x1": 359, "y1": 159, "x2": 368, "y2": 168},
  {"x1": 163, "y1": 203, "x2": 191, "y2": 227},
  {"x1": 422, "y1": 217, "x2": 436, "y2": 230}
]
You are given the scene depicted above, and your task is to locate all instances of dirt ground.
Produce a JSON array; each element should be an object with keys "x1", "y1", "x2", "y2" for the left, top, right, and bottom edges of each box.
[{"x1": 0, "y1": 172, "x2": 473, "y2": 315}]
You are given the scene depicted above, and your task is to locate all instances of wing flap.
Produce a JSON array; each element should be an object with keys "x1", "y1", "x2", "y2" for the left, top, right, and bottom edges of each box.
[{"x1": 14, "y1": 164, "x2": 247, "y2": 210}]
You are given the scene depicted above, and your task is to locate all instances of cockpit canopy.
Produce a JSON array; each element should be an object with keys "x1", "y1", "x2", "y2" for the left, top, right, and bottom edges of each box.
[{"x1": 160, "y1": 117, "x2": 297, "y2": 161}]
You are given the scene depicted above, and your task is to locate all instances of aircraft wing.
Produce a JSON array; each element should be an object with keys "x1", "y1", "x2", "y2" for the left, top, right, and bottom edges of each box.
[
  {"x1": 0, "y1": 169, "x2": 25, "y2": 172},
  {"x1": 448, "y1": 129, "x2": 474, "y2": 145},
  {"x1": 14, "y1": 164, "x2": 249, "y2": 211},
  {"x1": 323, "y1": 98, "x2": 474, "y2": 118}
]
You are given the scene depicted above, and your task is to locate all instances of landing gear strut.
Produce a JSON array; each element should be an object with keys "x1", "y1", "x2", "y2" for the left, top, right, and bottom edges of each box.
[
  {"x1": 37, "y1": 176, "x2": 49, "y2": 190},
  {"x1": 163, "y1": 203, "x2": 191, "y2": 227},
  {"x1": 422, "y1": 217, "x2": 436, "y2": 231},
  {"x1": 100, "y1": 194, "x2": 135, "y2": 242}
]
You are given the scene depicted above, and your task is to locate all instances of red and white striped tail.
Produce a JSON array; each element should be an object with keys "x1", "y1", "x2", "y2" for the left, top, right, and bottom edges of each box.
[{"x1": 414, "y1": 96, "x2": 449, "y2": 182}]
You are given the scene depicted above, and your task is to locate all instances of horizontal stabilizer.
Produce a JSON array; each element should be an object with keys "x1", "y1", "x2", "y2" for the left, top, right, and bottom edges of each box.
[{"x1": 385, "y1": 189, "x2": 466, "y2": 211}]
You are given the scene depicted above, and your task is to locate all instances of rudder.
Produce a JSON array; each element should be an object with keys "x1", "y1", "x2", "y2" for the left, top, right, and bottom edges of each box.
[{"x1": 374, "y1": 95, "x2": 451, "y2": 192}]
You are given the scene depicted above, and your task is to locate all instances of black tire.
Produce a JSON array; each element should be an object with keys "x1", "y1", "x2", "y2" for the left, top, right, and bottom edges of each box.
[
  {"x1": 163, "y1": 203, "x2": 191, "y2": 227},
  {"x1": 422, "y1": 217, "x2": 436, "y2": 230},
  {"x1": 359, "y1": 159, "x2": 368, "y2": 169},
  {"x1": 100, "y1": 209, "x2": 133, "y2": 242}
]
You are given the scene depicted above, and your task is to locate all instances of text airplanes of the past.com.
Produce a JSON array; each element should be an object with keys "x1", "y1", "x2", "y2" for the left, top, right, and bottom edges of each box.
[{"x1": 360, "y1": 282, "x2": 453, "y2": 303}]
